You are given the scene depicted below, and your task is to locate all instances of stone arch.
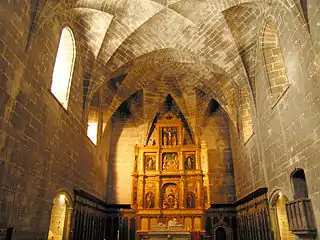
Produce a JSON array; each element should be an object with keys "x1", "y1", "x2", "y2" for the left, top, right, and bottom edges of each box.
[
  {"x1": 269, "y1": 190, "x2": 295, "y2": 240},
  {"x1": 261, "y1": 20, "x2": 289, "y2": 97},
  {"x1": 212, "y1": 223, "x2": 233, "y2": 240},
  {"x1": 47, "y1": 190, "x2": 73, "y2": 240},
  {"x1": 290, "y1": 168, "x2": 309, "y2": 199}
]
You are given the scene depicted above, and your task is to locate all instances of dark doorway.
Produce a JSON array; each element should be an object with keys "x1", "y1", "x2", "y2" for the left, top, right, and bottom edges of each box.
[
  {"x1": 291, "y1": 169, "x2": 308, "y2": 199},
  {"x1": 216, "y1": 227, "x2": 227, "y2": 240}
]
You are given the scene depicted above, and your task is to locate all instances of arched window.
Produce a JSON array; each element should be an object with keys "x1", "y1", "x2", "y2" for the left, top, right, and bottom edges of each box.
[
  {"x1": 291, "y1": 169, "x2": 309, "y2": 199},
  {"x1": 51, "y1": 27, "x2": 76, "y2": 109},
  {"x1": 262, "y1": 22, "x2": 288, "y2": 97}
]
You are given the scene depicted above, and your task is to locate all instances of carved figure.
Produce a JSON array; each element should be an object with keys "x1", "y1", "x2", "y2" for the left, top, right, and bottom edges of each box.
[
  {"x1": 145, "y1": 192, "x2": 154, "y2": 208},
  {"x1": 186, "y1": 192, "x2": 195, "y2": 208},
  {"x1": 168, "y1": 218, "x2": 178, "y2": 227},
  {"x1": 185, "y1": 156, "x2": 194, "y2": 170},
  {"x1": 146, "y1": 156, "x2": 155, "y2": 170},
  {"x1": 162, "y1": 184, "x2": 179, "y2": 209},
  {"x1": 181, "y1": 127, "x2": 186, "y2": 145},
  {"x1": 162, "y1": 153, "x2": 178, "y2": 171},
  {"x1": 162, "y1": 127, "x2": 178, "y2": 146},
  {"x1": 172, "y1": 133, "x2": 177, "y2": 145},
  {"x1": 163, "y1": 128, "x2": 168, "y2": 145},
  {"x1": 167, "y1": 129, "x2": 172, "y2": 145}
]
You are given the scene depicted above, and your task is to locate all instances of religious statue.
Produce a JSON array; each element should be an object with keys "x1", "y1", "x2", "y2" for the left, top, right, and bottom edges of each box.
[
  {"x1": 145, "y1": 156, "x2": 155, "y2": 170},
  {"x1": 167, "y1": 128, "x2": 172, "y2": 145},
  {"x1": 162, "y1": 127, "x2": 177, "y2": 146},
  {"x1": 162, "y1": 184, "x2": 179, "y2": 209},
  {"x1": 168, "y1": 218, "x2": 184, "y2": 230},
  {"x1": 172, "y1": 133, "x2": 177, "y2": 145},
  {"x1": 145, "y1": 192, "x2": 154, "y2": 208},
  {"x1": 162, "y1": 128, "x2": 168, "y2": 146},
  {"x1": 181, "y1": 127, "x2": 186, "y2": 145},
  {"x1": 185, "y1": 156, "x2": 194, "y2": 170},
  {"x1": 168, "y1": 218, "x2": 178, "y2": 227},
  {"x1": 186, "y1": 192, "x2": 195, "y2": 208}
]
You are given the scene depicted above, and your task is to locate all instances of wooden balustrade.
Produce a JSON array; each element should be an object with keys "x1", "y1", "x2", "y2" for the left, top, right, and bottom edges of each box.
[{"x1": 285, "y1": 198, "x2": 317, "y2": 237}]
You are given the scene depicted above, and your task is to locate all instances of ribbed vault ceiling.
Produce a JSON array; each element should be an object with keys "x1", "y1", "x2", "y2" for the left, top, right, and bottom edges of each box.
[{"x1": 28, "y1": 0, "x2": 289, "y2": 126}]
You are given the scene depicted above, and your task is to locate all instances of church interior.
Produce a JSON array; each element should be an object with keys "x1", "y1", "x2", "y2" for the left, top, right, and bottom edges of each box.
[{"x1": 0, "y1": 0, "x2": 320, "y2": 239}]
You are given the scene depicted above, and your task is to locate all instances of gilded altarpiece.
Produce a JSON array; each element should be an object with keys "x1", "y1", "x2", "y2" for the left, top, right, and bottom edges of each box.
[{"x1": 132, "y1": 113, "x2": 210, "y2": 238}]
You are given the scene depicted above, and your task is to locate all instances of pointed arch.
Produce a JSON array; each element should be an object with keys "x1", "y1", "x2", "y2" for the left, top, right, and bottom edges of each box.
[{"x1": 145, "y1": 94, "x2": 194, "y2": 145}]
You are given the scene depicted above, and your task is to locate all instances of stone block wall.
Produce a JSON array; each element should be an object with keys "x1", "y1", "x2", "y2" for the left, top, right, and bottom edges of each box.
[
  {"x1": 0, "y1": 2, "x2": 108, "y2": 238},
  {"x1": 229, "y1": 2, "x2": 320, "y2": 235},
  {"x1": 1, "y1": 0, "x2": 320, "y2": 238}
]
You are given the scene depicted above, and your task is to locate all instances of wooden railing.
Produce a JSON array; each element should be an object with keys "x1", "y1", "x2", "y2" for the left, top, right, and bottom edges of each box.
[{"x1": 285, "y1": 198, "x2": 317, "y2": 237}]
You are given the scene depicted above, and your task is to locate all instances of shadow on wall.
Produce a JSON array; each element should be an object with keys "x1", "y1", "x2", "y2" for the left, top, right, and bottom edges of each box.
[
  {"x1": 201, "y1": 100, "x2": 236, "y2": 204},
  {"x1": 106, "y1": 91, "x2": 144, "y2": 204}
]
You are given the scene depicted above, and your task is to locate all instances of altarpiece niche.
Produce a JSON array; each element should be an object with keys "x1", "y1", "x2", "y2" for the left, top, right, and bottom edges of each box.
[{"x1": 132, "y1": 113, "x2": 211, "y2": 237}]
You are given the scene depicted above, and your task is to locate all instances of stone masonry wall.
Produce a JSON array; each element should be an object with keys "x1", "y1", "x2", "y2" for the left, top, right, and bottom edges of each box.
[
  {"x1": 254, "y1": 5, "x2": 320, "y2": 235},
  {"x1": 229, "y1": 3, "x2": 320, "y2": 236},
  {"x1": 0, "y1": 3, "x2": 108, "y2": 239}
]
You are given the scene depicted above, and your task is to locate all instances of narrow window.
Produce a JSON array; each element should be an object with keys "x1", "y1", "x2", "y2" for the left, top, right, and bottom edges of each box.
[
  {"x1": 51, "y1": 27, "x2": 76, "y2": 109},
  {"x1": 262, "y1": 22, "x2": 288, "y2": 97},
  {"x1": 87, "y1": 108, "x2": 98, "y2": 145}
]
